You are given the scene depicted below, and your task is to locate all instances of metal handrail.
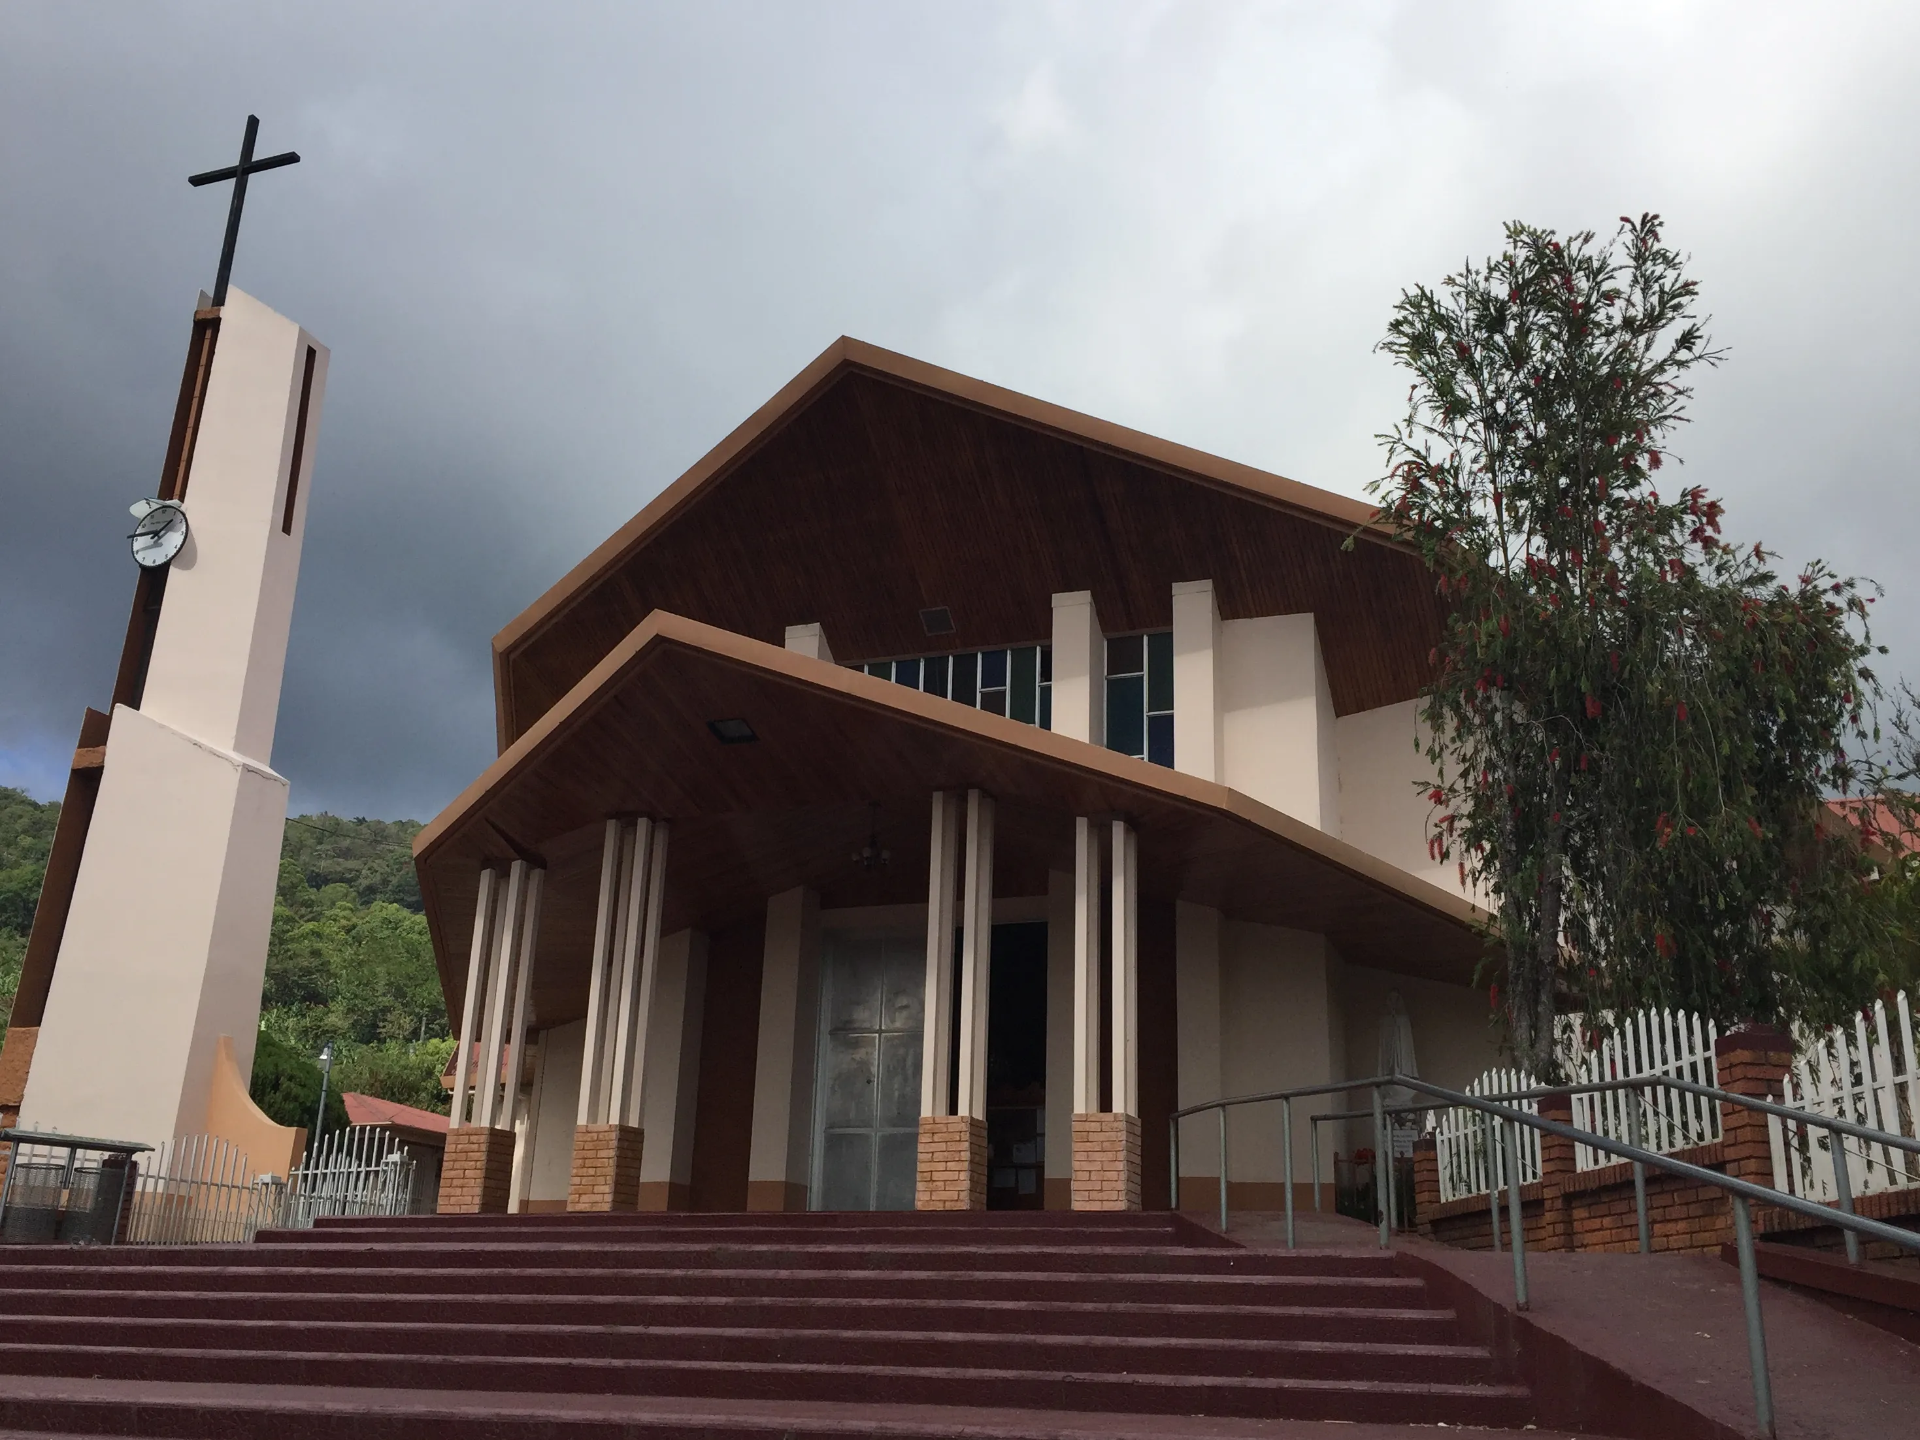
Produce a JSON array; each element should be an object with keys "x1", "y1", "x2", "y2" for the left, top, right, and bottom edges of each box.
[{"x1": 1175, "y1": 1071, "x2": 1920, "y2": 1439}]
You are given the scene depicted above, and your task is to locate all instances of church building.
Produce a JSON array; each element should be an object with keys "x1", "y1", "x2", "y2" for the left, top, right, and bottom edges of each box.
[{"x1": 414, "y1": 338, "x2": 1499, "y2": 1217}]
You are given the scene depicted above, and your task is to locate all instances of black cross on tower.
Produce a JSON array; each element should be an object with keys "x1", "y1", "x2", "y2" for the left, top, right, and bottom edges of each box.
[{"x1": 189, "y1": 114, "x2": 300, "y2": 308}]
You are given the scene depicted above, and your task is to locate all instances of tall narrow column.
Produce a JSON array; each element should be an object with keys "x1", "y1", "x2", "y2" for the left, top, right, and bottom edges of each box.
[
  {"x1": 915, "y1": 791, "x2": 969, "y2": 1208},
  {"x1": 923, "y1": 790, "x2": 992, "y2": 1209},
  {"x1": 441, "y1": 860, "x2": 536, "y2": 1215},
  {"x1": 1071, "y1": 817, "x2": 1102, "y2": 1115},
  {"x1": 1074, "y1": 819, "x2": 1142, "y2": 1211},
  {"x1": 447, "y1": 868, "x2": 498, "y2": 1133},
  {"x1": 569, "y1": 818, "x2": 658, "y2": 1212}
]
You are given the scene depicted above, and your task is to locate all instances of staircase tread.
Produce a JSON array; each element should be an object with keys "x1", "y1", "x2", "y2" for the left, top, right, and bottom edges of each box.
[
  {"x1": 0, "y1": 1374, "x2": 1577, "y2": 1440},
  {"x1": 0, "y1": 1342, "x2": 1529, "y2": 1396},
  {"x1": 0, "y1": 1316, "x2": 1493, "y2": 1358}
]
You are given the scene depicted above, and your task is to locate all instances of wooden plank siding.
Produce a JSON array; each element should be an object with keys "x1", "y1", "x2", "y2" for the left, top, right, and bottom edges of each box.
[{"x1": 490, "y1": 340, "x2": 1443, "y2": 750}]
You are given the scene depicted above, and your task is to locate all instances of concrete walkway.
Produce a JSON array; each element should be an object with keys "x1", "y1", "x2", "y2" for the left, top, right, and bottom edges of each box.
[{"x1": 1214, "y1": 1210, "x2": 1919, "y2": 1440}]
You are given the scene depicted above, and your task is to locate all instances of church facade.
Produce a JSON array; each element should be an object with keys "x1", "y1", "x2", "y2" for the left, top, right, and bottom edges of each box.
[{"x1": 414, "y1": 338, "x2": 1499, "y2": 1216}]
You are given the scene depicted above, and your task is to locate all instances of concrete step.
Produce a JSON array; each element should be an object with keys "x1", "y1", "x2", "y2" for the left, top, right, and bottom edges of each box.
[
  {"x1": 301, "y1": 1212, "x2": 1226, "y2": 1246},
  {"x1": 0, "y1": 1345, "x2": 1535, "y2": 1427},
  {"x1": 0, "y1": 1316, "x2": 1500, "y2": 1384},
  {"x1": 0, "y1": 1263, "x2": 1433, "y2": 1307},
  {"x1": 0, "y1": 1377, "x2": 1577, "y2": 1440},
  {"x1": 0, "y1": 1240, "x2": 1395, "y2": 1277},
  {"x1": 0, "y1": 1288, "x2": 1461, "y2": 1341}
]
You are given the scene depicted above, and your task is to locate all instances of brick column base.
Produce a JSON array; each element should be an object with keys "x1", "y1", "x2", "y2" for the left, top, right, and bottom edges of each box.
[
  {"x1": 568, "y1": 1123, "x2": 644, "y2": 1212},
  {"x1": 916, "y1": 1115, "x2": 987, "y2": 1210},
  {"x1": 438, "y1": 1125, "x2": 516, "y2": 1214},
  {"x1": 1412, "y1": 1134, "x2": 1440, "y2": 1233},
  {"x1": 1073, "y1": 1112, "x2": 1142, "y2": 1211}
]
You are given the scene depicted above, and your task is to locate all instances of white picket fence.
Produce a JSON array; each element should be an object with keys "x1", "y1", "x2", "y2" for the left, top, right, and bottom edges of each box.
[
  {"x1": 1769, "y1": 992, "x2": 1920, "y2": 1204},
  {"x1": 1436, "y1": 1008, "x2": 1719, "y2": 1203},
  {"x1": 1569, "y1": 1009, "x2": 1721, "y2": 1171},
  {"x1": 123, "y1": 1125, "x2": 417, "y2": 1245},
  {"x1": 1434, "y1": 1068, "x2": 1543, "y2": 1203}
]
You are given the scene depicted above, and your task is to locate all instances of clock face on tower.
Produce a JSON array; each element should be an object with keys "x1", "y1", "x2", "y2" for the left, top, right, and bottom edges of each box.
[{"x1": 129, "y1": 498, "x2": 189, "y2": 569}]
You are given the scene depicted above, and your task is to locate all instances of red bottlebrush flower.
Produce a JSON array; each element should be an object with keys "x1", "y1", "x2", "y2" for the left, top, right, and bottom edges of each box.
[
  {"x1": 1488, "y1": 983, "x2": 1501, "y2": 1010},
  {"x1": 1655, "y1": 813, "x2": 1674, "y2": 847},
  {"x1": 1429, "y1": 788, "x2": 1446, "y2": 805},
  {"x1": 1585, "y1": 694, "x2": 1602, "y2": 718},
  {"x1": 1551, "y1": 811, "x2": 1562, "y2": 824},
  {"x1": 1609, "y1": 650, "x2": 1620, "y2": 674},
  {"x1": 1458, "y1": 860, "x2": 1468, "y2": 888},
  {"x1": 1549, "y1": 747, "x2": 1560, "y2": 765},
  {"x1": 1578, "y1": 753, "x2": 1589, "y2": 770},
  {"x1": 1676, "y1": 702, "x2": 1688, "y2": 722},
  {"x1": 1748, "y1": 816, "x2": 1763, "y2": 839},
  {"x1": 1655, "y1": 932, "x2": 1676, "y2": 959},
  {"x1": 1455, "y1": 340, "x2": 1470, "y2": 359},
  {"x1": 1648, "y1": 451, "x2": 1663, "y2": 470},
  {"x1": 1498, "y1": 615, "x2": 1511, "y2": 637},
  {"x1": 1686, "y1": 825, "x2": 1699, "y2": 837}
]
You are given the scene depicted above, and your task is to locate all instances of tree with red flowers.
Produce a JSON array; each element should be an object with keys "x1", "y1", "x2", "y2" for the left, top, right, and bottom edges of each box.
[{"x1": 1371, "y1": 215, "x2": 1907, "y2": 1077}]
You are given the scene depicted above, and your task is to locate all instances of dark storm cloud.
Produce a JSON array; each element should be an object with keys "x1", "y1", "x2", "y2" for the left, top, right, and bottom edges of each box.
[{"x1": 5, "y1": 3, "x2": 1918, "y2": 822}]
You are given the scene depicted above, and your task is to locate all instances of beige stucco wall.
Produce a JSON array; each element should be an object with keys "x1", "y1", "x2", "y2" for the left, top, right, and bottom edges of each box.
[
  {"x1": 141, "y1": 287, "x2": 326, "y2": 763},
  {"x1": 20, "y1": 704, "x2": 288, "y2": 1149},
  {"x1": 1219, "y1": 614, "x2": 1340, "y2": 836},
  {"x1": 1198, "y1": 919, "x2": 1346, "y2": 1188},
  {"x1": 524, "y1": 1019, "x2": 585, "y2": 1205},
  {"x1": 639, "y1": 928, "x2": 709, "y2": 1198},
  {"x1": 1339, "y1": 962, "x2": 1501, "y2": 1103}
]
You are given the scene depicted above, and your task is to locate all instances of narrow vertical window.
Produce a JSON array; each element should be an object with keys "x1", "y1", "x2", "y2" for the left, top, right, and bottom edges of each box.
[
  {"x1": 1010, "y1": 647, "x2": 1038, "y2": 725},
  {"x1": 1105, "y1": 631, "x2": 1173, "y2": 765},
  {"x1": 979, "y1": 650, "x2": 1008, "y2": 716},
  {"x1": 922, "y1": 653, "x2": 950, "y2": 699},
  {"x1": 1038, "y1": 645, "x2": 1053, "y2": 731},
  {"x1": 281, "y1": 345, "x2": 317, "y2": 535},
  {"x1": 893, "y1": 657, "x2": 922, "y2": 691},
  {"x1": 951, "y1": 652, "x2": 978, "y2": 708}
]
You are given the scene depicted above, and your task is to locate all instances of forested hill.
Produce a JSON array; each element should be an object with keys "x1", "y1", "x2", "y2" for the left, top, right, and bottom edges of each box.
[{"x1": 0, "y1": 789, "x2": 449, "y2": 1123}]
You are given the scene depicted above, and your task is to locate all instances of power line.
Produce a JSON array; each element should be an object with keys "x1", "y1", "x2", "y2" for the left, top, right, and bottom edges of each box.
[{"x1": 283, "y1": 815, "x2": 417, "y2": 853}]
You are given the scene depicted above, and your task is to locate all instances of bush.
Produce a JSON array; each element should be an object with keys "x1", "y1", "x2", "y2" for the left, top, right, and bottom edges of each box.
[{"x1": 249, "y1": 1026, "x2": 347, "y2": 1137}]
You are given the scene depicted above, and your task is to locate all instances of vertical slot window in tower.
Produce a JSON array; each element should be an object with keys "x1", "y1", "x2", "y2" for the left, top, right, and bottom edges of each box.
[
  {"x1": 1105, "y1": 631, "x2": 1174, "y2": 766},
  {"x1": 1038, "y1": 645, "x2": 1052, "y2": 731},
  {"x1": 979, "y1": 649, "x2": 1009, "y2": 716}
]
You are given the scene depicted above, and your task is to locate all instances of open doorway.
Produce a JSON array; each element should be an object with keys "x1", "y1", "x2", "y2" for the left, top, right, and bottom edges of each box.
[{"x1": 986, "y1": 921, "x2": 1047, "y2": 1210}]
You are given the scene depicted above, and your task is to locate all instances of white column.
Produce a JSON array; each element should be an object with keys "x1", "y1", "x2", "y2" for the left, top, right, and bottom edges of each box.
[
  {"x1": 1111, "y1": 821, "x2": 1139, "y2": 1118},
  {"x1": 784, "y1": 623, "x2": 836, "y2": 663},
  {"x1": 1172, "y1": 579, "x2": 1222, "y2": 782},
  {"x1": 1050, "y1": 591, "x2": 1105, "y2": 745},
  {"x1": 620, "y1": 823, "x2": 671, "y2": 1131},
  {"x1": 606, "y1": 820, "x2": 654, "y2": 1126},
  {"x1": 449, "y1": 868, "x2": 498, "y2": 1129},
  {"x1": 920, "y1": 791, "x2": 961, "y2": 1119},
  {"x1": 575, "y1": 821, "x2": 623, "y2": 1126},
  {"x1": 499, "y1": 865, "x2": 545, "y2": 1134},
  {"x1": 476, "y1": 860, "x2": 529, "y2": 1130},
  {"x1": 510, "y1": 1030, "x2": 549, "y2": 1213},
  {"x1": 1071, "y1": 817, "x2": 1102, "y2": 1114},
  {"x1": 956, "y1": 790, "x2": 996, "y2": 1121}
]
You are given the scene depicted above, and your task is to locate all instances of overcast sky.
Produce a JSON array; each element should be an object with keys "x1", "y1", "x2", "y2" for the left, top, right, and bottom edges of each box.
[{"x1": 4, "y1": 2, "x2": 1916, "y2": 823}]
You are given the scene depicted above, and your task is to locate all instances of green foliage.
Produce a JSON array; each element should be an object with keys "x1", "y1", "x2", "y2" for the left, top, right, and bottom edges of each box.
[
  {"x1": 261, "y1": 815, "x2": 450, "y2": 1115},
  {"x1": 1372, "y1": 215, "x2": 1907, "y2": 1074},
  {"x1": 248, "y1": 1025, "x2": 348, "y2": 1137},
  {"x1": 0, "y1": 786, "x2": 61, "y2": 1048}
]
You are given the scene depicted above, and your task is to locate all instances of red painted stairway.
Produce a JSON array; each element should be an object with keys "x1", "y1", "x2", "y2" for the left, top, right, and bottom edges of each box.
[{"x1": 0, "y1": 1211, "x2": 1536, "y2": 1437}]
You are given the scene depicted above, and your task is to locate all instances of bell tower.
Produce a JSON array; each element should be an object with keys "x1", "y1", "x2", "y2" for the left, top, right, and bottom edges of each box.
[{"x1": 1, "y1": 118, "x2": 328, "y2": 1155}]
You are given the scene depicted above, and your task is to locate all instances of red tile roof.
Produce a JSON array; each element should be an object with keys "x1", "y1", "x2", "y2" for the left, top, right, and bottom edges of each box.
[{"x1": 341, "y1": 1092, "x2": 450, "y2": 1136}]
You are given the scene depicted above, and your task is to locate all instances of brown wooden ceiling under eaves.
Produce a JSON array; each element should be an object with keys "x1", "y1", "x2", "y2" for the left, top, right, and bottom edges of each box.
[{"x1": 494, "y1": 343, "x2": 1443, "y2": 750}]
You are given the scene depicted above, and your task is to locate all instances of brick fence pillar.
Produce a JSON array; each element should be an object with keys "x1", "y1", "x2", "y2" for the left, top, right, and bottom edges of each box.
[
  {"x1": 567, "y1": 1123, "x2": 643, "y2": 1212},
  {"x1": 916, "y1": 1115, "x2": 987, "y2": 1210},
  {"x1": 1412, "y1": 1133, "x2": 1440, "y2": 1233},
  {"x1": 438, "y1": 1125, "x2": 517, "y2": 1214},
  {"x1": 1537, "y1": 1090, "x2": 1577, "y2": 1251},
  {"x1": 1715, "y1": 1025, "x2": 1793, "y2": 1186},
  {"x1": 1073, "y1": 1112, "x2": 1142, "y2": 1211}
]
